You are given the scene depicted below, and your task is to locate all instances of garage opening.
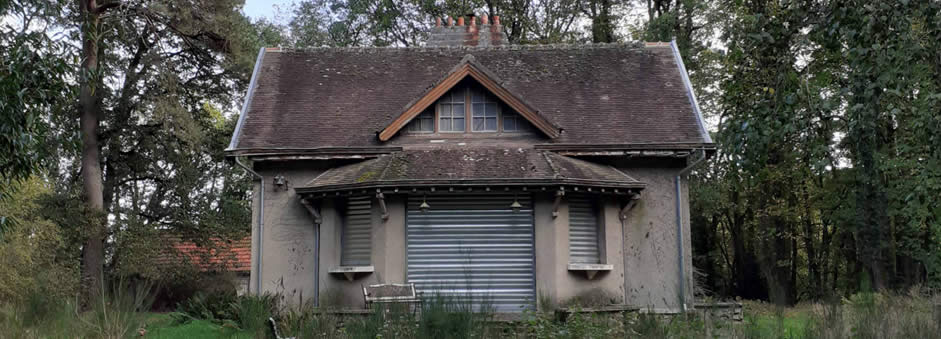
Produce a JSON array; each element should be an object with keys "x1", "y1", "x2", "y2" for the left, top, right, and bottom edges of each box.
[{"x1": 406, "y1": 193, "x2": 535, "y2": 312}]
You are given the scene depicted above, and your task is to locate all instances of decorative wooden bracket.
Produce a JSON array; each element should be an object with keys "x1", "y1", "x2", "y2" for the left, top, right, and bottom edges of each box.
[
  {"x1": 552, "y1": 189, "x2": 565, "y2": 218},
  {"x1": 619, "y1": 192, "x2": 641, "y2": 220},
  {"x1": 376, "y1": 191, "x2": 389, "y2": 221},
  {"x1": 299, "y1": 198, "x2": 322, "y2": 225}
]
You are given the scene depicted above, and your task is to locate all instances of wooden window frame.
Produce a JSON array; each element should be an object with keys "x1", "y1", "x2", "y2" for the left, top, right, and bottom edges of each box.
[
  {"x1": 425, "y1": 84, "x2": 530, "y2": 134},
  {"x1": 470, "y1": 87, "x2": 499, "y2": 132},
  {"x1": 405, "y1": 109, "x2": 434, "y2": 134},
  {"x1": 437, "y1": 86, "x2": 467, "y2": 133}
]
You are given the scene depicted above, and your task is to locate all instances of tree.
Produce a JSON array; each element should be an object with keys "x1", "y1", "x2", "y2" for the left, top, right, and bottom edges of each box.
[
  {"x1": 0, "y1": 1, "x2": 71, "y2": 198},
  {"x1": 73, "y1": 0, "x2": 259, "y2": 307}
]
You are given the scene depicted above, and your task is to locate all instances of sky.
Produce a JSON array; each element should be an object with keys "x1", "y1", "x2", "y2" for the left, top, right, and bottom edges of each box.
[{"x1": 243, "y1": 0, "x2": 296, "y2": 22}]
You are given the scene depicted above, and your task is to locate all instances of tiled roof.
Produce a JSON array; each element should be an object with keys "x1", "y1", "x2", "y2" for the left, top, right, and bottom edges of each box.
[
  {"x1": 154, "y1": 237, "x2": 251, "y2": 273},
  {"x1": 228, "y1": 43, "x2": 711, "y2": 153},
  {"x1": 296, "y1": 149, "x2": 643, "y2": 193}
]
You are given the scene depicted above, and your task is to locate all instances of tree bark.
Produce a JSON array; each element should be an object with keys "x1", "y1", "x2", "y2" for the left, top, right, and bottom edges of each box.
[{"x1": 79, "y1": 0, "x2": 107, "y2": 310}]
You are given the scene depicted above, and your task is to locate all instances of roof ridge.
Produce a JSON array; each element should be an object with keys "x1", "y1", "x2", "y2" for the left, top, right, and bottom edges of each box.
[
  {"x1": 376, "y1": 153, "x2": 398, "y2": 180},
  {"x1": 608, "y1": 165, "x2": 640, "y2": 182},
  {"x1": 540, "y1": 151, "x2": 563, "y2": 179},
  {"x1": 262, "y1": 41, "x2": 650, "y2": 53}
]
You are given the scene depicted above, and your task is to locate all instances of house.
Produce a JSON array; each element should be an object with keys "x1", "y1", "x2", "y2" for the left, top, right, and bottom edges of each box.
[
  {"x1": 226, "y1": 15, "x2": 713, "y2": 313},
  {"x1": 155, "y1": 237, "x2": 252, "y2": 295}
]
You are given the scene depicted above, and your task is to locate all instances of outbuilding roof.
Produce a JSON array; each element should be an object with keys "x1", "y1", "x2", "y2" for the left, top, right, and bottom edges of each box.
[
  {"x1": 295, "y1": 149, "x2": 644, "y2": 194},
  {"x1": 227, "y1": 42, "x2": 712, "y2": 155}
]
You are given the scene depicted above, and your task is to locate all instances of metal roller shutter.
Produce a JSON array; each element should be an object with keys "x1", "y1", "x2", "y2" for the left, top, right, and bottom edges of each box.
[
  {"x1": 407, "y1": 194, "x2": 535, "y2": 312},
  {"x1": 341, "y1": 197, "x2": 372, "y2": 266},
  {"x1": 568, "y1": 196, "x2": 601, "y2": 264}
]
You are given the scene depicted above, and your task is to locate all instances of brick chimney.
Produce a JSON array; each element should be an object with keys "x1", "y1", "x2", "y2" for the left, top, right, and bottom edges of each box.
[{"x1": 426, "y1": 14, "x2": 509, "y2": 47}]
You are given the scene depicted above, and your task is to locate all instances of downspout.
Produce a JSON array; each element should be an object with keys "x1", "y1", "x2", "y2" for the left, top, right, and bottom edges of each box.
[
  {"x1": 300, "y1": 198, "x2": 322, "y2": 307},
  {"x1": 235, "y1": 158, "x2": 264, "y2": 295},
  {"x1": 675, "y1": 149, "x2": 706, "y2": 312}
]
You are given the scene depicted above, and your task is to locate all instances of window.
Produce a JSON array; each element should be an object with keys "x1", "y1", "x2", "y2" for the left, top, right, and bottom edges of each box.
[
  {"x1": 409, "y1": 82, "x2": 531, "y2": 134},
  {"x1": 438, "y1": 86, "x2": 466, "y2": 132},
  {"x1": 502, "y1": 110, "x2": 529, "y2": 132},
  {"x1": 471, "y1": 88, "x2": 498, "y2": 132},
  {"x1": 341, "y1": 197, "x2": 372, "y2": 266},
  {"x1": 568, "y1": 196, "x2": 602, "y2": 264},
  {"x1": 407, "y1": 108, "x2": 434, "y2": 133}
]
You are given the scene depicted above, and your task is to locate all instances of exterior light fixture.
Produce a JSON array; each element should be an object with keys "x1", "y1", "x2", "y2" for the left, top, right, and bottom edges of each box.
[
  {"x1": 419, "y1": 195, "x2": 430, "y2": 212},
  {"x1": 510, "y1": 194, "x2": 522, "y2": 212},
  {"x1": 273, "y1": 175, "x2": 287, "y2": 190}
]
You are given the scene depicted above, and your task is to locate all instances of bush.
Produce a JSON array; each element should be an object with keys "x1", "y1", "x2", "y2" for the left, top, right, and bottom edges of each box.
[{"x1": 175, "y1": 289, "x2": 278, "y2": 336}]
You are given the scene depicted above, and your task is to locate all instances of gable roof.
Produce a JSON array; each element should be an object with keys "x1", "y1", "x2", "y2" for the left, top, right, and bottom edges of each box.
[
  {"x1": 296, "y1": 149, "x2": 644, "y2": 194},
  {"x1": 378, "y1": 55, "x2": 559, "y2": 141},
  {"x1": 227, "y1": 42, "x2": 712, "y2": 155}
]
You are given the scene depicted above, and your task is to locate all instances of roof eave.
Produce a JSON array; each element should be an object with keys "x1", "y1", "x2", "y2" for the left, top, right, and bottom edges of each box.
[
  {"x1": 295, "y1": 178, "x2": 646, "y2": 196},
  {"x1": 224, "y1": 146, "x2": 403, "y2": 160}
]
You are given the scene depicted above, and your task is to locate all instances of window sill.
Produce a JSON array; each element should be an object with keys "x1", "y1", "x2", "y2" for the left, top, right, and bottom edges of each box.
[
  {"x1": 329, "y1": 266, "x2": 374, "y2": 282},
  {"x1": 567, "y1": 263, "x2": 613, "y2": 280}
]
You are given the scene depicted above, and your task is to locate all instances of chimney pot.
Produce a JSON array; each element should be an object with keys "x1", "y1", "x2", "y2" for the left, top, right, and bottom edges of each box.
[
  {"x1": 493, "y1": 15, "x2": 501, "y2": 26},
  {"x1": 447, "y1": 16, "x2": 453, "y2": 26},
  {"x1": 457, "y1": 17, "x2": 464, "y2": 26},
  {"x1": 482, "y1": 15, "x2": 489, "y2": 25},
  {"x1": 435, "y1": 17, "x2": 442, "y2": 27},
  {"x1": 469, "y1": 15, "x2": 476, "y2": 26}
]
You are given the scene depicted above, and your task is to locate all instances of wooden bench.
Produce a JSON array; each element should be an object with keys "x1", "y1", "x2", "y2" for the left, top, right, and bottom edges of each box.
[{"x1": 363, "y1": 283, "x2": 422, "y2": 311}]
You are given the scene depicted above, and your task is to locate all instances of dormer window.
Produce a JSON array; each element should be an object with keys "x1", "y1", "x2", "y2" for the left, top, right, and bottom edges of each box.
[
  {"x1": 404, "y1": 81, "x2": 531, "y2": 134},
  {"x1": 438, "y1": 87, "x2": 466, "y2": 132},
  {"x1": 471, "y1": 88, "x2": 498, "y2": 132}
]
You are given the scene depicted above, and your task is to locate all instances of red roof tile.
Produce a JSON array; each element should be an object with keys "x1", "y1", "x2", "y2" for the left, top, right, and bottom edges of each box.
[{"x1": 155, "y1": 237, "x2": 251, "y2": 273}]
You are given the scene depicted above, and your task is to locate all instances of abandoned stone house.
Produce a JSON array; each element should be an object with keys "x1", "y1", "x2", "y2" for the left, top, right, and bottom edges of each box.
[{"x1": 226, "y1": 15, "x2": 714, "y2": 313}]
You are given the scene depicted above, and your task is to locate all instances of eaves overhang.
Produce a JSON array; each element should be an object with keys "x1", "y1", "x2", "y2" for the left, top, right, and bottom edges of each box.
[
  {"x1": 224, "y1": 147, "x2": 403, "y2": 161},
  {"x1": 535, "y1": 143, "x2": 717, "y2": 158},
  {"x1": 295, "y1": 178, "x2": 645, "y2": 198}
]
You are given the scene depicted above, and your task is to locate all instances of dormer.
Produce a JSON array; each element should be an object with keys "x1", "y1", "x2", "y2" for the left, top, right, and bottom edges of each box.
[{"x1": 379, "y1": 55, "x2": 560, "y2": 142}]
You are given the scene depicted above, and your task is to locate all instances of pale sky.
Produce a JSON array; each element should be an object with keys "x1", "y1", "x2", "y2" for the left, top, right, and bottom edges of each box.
[{"x1": 243, "y1": 0, "x2": 296, "y2": 22}]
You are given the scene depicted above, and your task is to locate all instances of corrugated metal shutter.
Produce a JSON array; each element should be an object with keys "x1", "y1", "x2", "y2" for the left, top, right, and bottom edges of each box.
[
  {"x1": 341, "y1": 197, "x2": 372, "y2": 266},
  {"x1": 569, "y1": 196, "x2": 601, "y2": 264},
  {"x1": 407, "y1": 194, "x2": 535, "y2": 313}
]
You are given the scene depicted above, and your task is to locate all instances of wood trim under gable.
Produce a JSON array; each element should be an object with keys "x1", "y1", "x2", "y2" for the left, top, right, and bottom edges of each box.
[{"x1": 378, "y1": 63, "x2": 560, "y2": 141}]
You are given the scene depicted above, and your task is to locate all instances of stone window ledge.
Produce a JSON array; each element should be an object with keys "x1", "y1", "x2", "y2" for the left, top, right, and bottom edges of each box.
[
  {"x1": 329, "y1": 265, "x2": 374, "y2": 281},
  {"x1": 567, "y1": 263, "x2": 613, "y2": 280}
]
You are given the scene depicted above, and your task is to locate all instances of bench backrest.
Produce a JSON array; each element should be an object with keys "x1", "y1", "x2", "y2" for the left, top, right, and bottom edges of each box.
[{"x1": 363, "y1": 283, "x2": 419, "y2": 302}]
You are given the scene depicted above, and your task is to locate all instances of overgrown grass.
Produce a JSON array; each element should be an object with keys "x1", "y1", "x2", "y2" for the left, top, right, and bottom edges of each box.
[{"x1": 3, "y1": 288, "x2": 940, "y2": 338}]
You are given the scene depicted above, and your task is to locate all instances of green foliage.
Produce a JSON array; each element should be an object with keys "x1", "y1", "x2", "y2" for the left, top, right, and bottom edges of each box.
[
  {"x1": 0, "y1": 178, "x2": 79, "y2": 303},
  {"x1": 176, "y1": 290, "x2": 242, "y2": 324},
  {"x1": 175, "y1": 290, "x2": 278, "y2": 336},
  {"x1": 0, "y1": 1, "x2": 72, "y2": 192}
]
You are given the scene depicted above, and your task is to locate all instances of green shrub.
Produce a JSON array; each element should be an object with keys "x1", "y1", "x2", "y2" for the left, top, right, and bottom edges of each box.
[
  {"x1": 176, "y1": 290, "x2": 241, "y2": 322},
  {"x1": 233, "y1": 294, "x2": 279, "y2": 336},
  {"x1": 277, "y1": 300, "x2": 341, "y2": 339}
]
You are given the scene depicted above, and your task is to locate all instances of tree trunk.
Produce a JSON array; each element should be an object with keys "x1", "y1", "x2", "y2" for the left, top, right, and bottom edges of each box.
[
  {"x1": 589, "y1": 0, "x2": 615, "y2": 43},
  {"x1": 79, "y1": 0, "x2": 106, "y2": 309}
]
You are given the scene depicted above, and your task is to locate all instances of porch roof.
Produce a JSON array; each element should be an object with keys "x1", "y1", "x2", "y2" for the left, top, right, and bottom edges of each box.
[{"x1": 294, "y1": 149, "x2": 645, "y2": 195}]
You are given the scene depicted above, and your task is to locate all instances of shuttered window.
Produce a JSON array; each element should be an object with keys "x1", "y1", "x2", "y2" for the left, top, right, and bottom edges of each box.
[
  {"x1": 341, "y1": 197, "x2": 372, "y2": 266},
  {"x1": 569, "y1": 196, "x2": 602, "y2": 264}
]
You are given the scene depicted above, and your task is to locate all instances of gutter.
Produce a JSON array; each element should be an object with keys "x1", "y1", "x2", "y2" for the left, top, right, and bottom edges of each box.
[
  {"x1": 235, "y1": 157, "x2": 264, "y2": 295},
  {"x1": 675, "y1": 149, "x2": 707, "y2": 312}
]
